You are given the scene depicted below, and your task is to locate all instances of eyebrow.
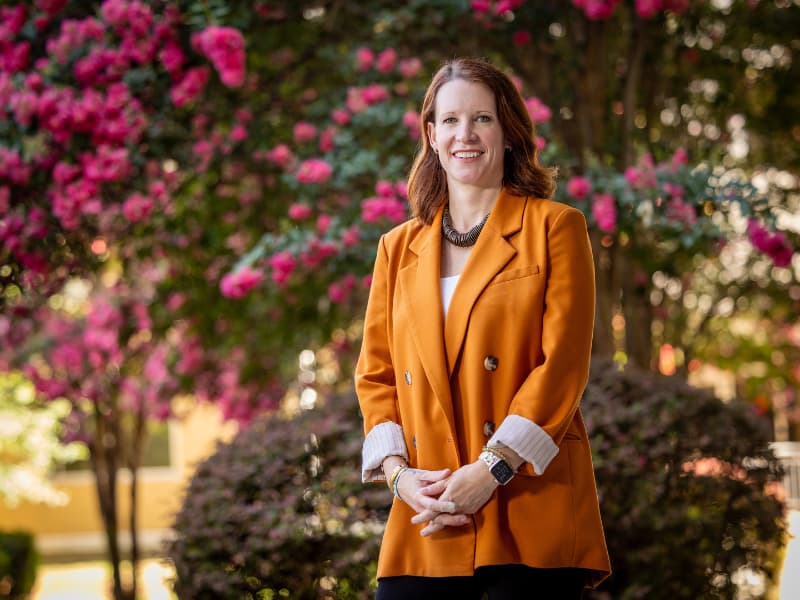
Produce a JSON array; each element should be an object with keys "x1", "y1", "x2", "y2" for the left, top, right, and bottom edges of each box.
[{"x1": 439, "y1": 109, "x2": 495, "y2": 116}]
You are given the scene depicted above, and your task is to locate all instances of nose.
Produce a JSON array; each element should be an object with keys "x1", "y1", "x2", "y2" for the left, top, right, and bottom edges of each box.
[{"x1": 456, "y1": 120, "x2": 476, "y2": 142}]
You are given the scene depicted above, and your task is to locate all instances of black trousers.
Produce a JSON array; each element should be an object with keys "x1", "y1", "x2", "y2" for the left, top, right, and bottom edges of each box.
[{"x1": 376, "y1": 564, "x2": 586, "y2": 600}]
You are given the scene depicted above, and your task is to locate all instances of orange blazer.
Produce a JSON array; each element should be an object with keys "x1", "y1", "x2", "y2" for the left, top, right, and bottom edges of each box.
[{"x1": 355, "y1": 189, "x2": 611, "y2": 587}]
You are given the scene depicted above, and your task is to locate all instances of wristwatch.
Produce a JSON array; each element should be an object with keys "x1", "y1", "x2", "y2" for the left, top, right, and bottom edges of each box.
[{"x1": 479, "y1": 449, "x2": 515, "y2": 485}]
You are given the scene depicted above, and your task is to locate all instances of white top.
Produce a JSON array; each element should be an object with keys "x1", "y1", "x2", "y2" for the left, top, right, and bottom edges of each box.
[{"x1": 440, "y1": 274, "x2": 460, "y2": 318}]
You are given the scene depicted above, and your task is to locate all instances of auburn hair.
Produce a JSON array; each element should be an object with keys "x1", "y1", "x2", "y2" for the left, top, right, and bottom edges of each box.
[{"x1": 407, "y1": 58, "x2": 557, "y2": 225}]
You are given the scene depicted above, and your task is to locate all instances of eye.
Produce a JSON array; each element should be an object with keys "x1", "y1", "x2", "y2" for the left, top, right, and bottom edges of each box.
[
  {"x1": 476, "y1": 114, "x2": 492, "y2": 123},
  {"x1": 442, "y1": 117, "x2": 457, "y2": 124}
]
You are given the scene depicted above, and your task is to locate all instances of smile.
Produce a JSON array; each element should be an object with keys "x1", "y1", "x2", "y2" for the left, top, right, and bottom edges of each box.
[{"x1": 453, "y1": 151, "x2": 483, "y2": 158}]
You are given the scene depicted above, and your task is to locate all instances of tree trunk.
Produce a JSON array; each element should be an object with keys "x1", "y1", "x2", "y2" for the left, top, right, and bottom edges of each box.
[
  {"x1": 621, "y1": 17, "x2": 648, "y2": 169},
  {"x1": 591, "y1": 231, "x2": 617, "y2": 359},
  {"x1": 127, "y1": 405, "x2": 148, "y2": 600},
  {"x1": 620, "y1": 252, "x2": 654, "y2": 370}
]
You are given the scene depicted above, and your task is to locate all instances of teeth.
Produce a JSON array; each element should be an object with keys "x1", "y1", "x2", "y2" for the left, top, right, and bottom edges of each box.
[{"x1": 454, "y1": 151, "x2": 481, "y2": 158}]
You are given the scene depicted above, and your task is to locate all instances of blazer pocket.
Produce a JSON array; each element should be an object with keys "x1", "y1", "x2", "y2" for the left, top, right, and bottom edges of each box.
[{"x1": 489, "y1": 264, "x2": 541, "y2": 286}]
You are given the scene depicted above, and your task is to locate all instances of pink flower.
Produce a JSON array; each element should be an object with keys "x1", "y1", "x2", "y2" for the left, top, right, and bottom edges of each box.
[
  {"x1": 355, "y1": 47, "x2": 374, "y2": 71},
  {"x1": 399, "y1": 58, "x2": 422, "y2": 78},
  {"x1": 122, "y1": 192, "x2": 153, "y2": 222},
  {"x1": 395, "y1": 181, "x2": 408, "y2": 198},
  {"x1": 346, "y1": 87, "x2": 367, "y2": 113},
  {"x1": 288, "y1": 203, "x2": 312, "y2": 220},
  {"x1": 220, "y1": 265, "x2": 264, "y2": 298},
  {"x1": 331, "y1": 108, "x2": 351, "y2": 126},
  {"x1": 268, "y1": 250, "x2": 297, "y2": 285},
  {"x1": 328, "y1": 274, "x2": 357, "y2": 304},
  {"x1": 319, "y1": 126, "x2": 336, "y2": 152},
  {"x1": 525, "y1": 96, "x2": 552, "y2": 122},
  {"x1": 592, "y1": 193, "x2": 617, "y2": 233},
  {"x1": 471, "y1": 0, "x2": 492, "y2": 14},
  {"x1": 230, "y1": 124, "x2": 247, "y2": 142},
  {"x1": 662, "y1": 182, "x2": 684, "y2": 199},
  {"x1": 513, "y1": 31, "x2": 532, "y2": 46},
  {"x1": 159, "y1": 40, "x2": 185, "y2": 77},
  {"x1": 293, "y1": 121, "x2": 317, "y2": 143},
  {"x1": 573, "y1": 0, "x2": 620, "y2": 20},
  {"x1": 295, "y1": 158, "x2": 333, "y2": 184},
  {"x1": 375, "y1": 180, "x2": 396, "y2": 198},
  {"x1": 635, "y1": 0, "x2": 662, "y2": 18},
  {"x1": 266, "y1": 143, "x2": 294, "y2": 169},
  {"x1": 403, "y1": 110, "x2": 420, "y2": 140},
  {"x1": 316, "y1": 214, "x2": 331, "y2": 235},
  {"x1": 0, "y1": 186, "x2": 8, "y2": 214},
  {"x1": 534, "y1": 135, "x2": 546, "y2": 151},
  {"x1": 375, "y1": 48, "x2": 397, "y2": 73},
  {"x1": 362, "y1": 84, "x2": 390, "y2": 105},
  {"x1": 35, "y1": 0, "x2": 68, "y2": 16},
  {"x1": 663, "y1": 0, "x2": 689, "y2": 13},
  {"x1": 624, "y1": 154, "x2": 657, "y2": 189},
  {"x1": 361, "y1": 196, "x2": 407, "y2": 223},
  {"x1": 192, "y1": 26, "x2": 246, "y2": 87},
  {"x1": 747, "y1": 220, "x2": 794, "y2": 267},
  {"x1": 170, "y1": 66, "x2": 209, "y2": 107},
  {"x1": 342, "y1": 225, "x2": 360, "y2": 247},
  {"x1": 670, "y1": 147, "x2": 688, "y2": 171},
  {"x1": 566, "y1": 176, "x2": 592, "y2": 199},
  {"x1": 665, "y1": 198, "x2": 697, "y2": 226}
]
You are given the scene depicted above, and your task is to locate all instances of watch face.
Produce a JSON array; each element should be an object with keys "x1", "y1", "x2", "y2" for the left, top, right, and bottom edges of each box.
[{"x1": 491, "y1": 460, "x2": 515, "y2": 485}]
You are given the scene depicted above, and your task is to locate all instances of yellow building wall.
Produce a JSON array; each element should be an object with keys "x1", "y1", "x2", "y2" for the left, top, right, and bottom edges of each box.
[{"x1": 0, "y1": 401, "x2": 237, "y2": 558}]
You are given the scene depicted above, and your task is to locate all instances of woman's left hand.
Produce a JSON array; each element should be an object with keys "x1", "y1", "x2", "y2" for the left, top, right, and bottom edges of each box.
[{"x1": 411, "y1": 461, "x2": 498, "y2": 536}]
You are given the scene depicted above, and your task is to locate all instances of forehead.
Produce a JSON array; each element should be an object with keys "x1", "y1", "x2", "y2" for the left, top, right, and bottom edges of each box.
[{"x1": 434, "y1": 79, "x2": 497, "y2": 114}]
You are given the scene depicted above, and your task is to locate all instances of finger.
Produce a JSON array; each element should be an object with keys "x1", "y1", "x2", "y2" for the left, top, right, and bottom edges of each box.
[
  {"x1": 411, "y1": 509, "x2": 438, "y2": 525},
  {"x1": 435, "y1": 514, "x2": 470, "y2": 527},
  {"x1": 418, "y1": 468, "x2": 451, "y2": 483},
  {"x1": 420, "y1": 520, "x2": 446, "y2": 537},
  {"x1": 419, "y1": 479, "x2": 448, "y2": 496},
  {"x1": 415, "y1": 494, "x2": 457, "y2": 516}
]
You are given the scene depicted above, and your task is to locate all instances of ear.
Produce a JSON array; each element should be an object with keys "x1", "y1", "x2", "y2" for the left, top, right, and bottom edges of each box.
[{"x1": 427, "y1": 121, "x2": 437, "y2": 150}]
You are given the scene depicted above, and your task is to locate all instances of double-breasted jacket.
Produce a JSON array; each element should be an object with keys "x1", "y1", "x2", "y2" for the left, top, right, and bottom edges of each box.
[{"x1": 355, "y1": 189, "x2": 611, "y2": 587}]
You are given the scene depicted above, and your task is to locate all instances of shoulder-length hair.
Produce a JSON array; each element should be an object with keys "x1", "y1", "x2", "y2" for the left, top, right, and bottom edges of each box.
[{"x1": 407, "y1": 57, "x2": 557, "y2": 225}]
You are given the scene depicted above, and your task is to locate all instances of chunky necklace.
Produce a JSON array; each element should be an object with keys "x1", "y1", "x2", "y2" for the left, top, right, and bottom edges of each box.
[{"x1": 441, "y1": 205, "x2": 490, "y2": 247}]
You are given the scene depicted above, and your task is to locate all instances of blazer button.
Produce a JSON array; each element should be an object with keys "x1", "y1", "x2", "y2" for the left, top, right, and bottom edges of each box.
[
  {"x1": 483, "y1": 355, "x2": 498, "y2": 371},
  {"x1": 412, "y1": 435, "x2": 417, "y2": 448},
  {"x1": 404, "y1": 371, "x2": 412, "y2": 385},
  {"x1": 483, "y1": 421, "x2": 495, "y2": 437}
]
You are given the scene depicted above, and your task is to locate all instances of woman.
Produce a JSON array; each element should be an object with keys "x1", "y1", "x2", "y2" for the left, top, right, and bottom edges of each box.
[{"x1": 355, "y1": 58, "x2": 611, "y2": 599}]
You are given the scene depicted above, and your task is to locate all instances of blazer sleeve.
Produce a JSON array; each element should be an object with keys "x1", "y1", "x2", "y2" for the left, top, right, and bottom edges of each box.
[
  {"x1": 355, "y1": 234, "x2": 408, "y2": 482},
  {"x1": 490, "y1": 207, "x2": 595, "y2": 474}
]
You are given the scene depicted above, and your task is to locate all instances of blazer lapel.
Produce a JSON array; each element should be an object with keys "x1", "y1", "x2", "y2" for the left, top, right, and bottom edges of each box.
[
  {"x1": 444, "y1": 189, "x2": 525, "y2": 374},
  {"x1": 399, "y1": 204, "x2": 455, "y2": 435}
]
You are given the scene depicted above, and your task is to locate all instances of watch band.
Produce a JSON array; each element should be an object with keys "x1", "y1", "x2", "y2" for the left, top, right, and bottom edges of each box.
[{"x1": 479, "y1": 450, "x2": 515, "y2": 485}]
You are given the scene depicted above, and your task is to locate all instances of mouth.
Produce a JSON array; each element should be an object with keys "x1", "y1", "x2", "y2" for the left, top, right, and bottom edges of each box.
[{"x1": 453, "y1": 150, "x2": 483, "y2": 158}]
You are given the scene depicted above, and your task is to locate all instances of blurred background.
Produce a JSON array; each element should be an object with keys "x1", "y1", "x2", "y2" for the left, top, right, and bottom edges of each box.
[{"x1": 0, "y1": 0, "x2": 798, "y2": 598}]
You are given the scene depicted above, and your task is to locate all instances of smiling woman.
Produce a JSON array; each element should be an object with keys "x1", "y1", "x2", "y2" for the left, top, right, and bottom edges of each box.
[{"x1": 356, "y1": 58, "x2": 610, "y2": 600}]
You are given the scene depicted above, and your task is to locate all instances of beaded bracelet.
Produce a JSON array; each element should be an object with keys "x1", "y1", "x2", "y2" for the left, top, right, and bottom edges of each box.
[
  {"x1": 391, "y1": 467, "x2": 409, "y2": 501},
  {"x1": 386, "y1": 464, "x2": 406, "y2": 491}
]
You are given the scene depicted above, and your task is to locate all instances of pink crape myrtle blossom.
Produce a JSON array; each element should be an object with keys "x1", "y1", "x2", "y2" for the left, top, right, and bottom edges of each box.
[
  {"x1": 295, "y1": 158, "x2": 333, "y2": 184},
  {"x1": 316, "y1": 214, "x2": 332, "y2": 235},
  {"x1": 293, "y1": 121, "x2": 317, "y2": 143},
  {"x1": 665, "y1": 197, "x2": 697, "y2": 227},
  {"x1": 361, "y1": 196, "x2": 407, "y2": 223},
  {"x1": 663, "y1": 0, "x2": 689, "y2": 14},
  {"x1": 319, "y1": 126, "x2": 337, "y2": 152},
  {"x1": 331, "y1": 108, "x2": 351, "y2": 126},
  {"x1": 375, "y1": 48, "x2": 397, "y2": 73},
  {"x1": 625, "y1": 153, "x2": 657, "y2": 189},
  {"x1": 399, "y1": 58, "x2": 422, "y2": 78},
  {"x1": 495, "y1": 0, "x2": 526, "y2": 16},
  {"x1": 288, "y1": 203, "x2": 312, "y2": 220},
  {"x1": 525, "y1": 96, "x2": 552, "y2": 122},
  {"x1": 747, "y1": 220, "x2": 794, "y2": 267},
  {"x1": 268, "y1": 250, "x2": 296, "y2": 285},
  {"x1": 328, "y1": 273, "x2": 357, "y2": 304},
  {"x1": 192, "y1": 26, "x2": 246, "y2": 87},
  {"x1": 81, "y1": 145, "x2": 131, "y2": 183},
  {"x1": 355, "y1": 47, "x2": 374, "y2": 71},
  {"x1": 170, "y1": 66, "x2": 210, "y2": 107},
  {"x1": 362, "y1": 83, "x2": 390, "y2": 105},
  {"x1": 300, "y1": 238, "x2": 338, "y2": 268},
  {"x1": 592, "y1": 193, "x2": 618, "y2": 233},
  {"x1": 403, "y1": 110, "x2": 420, "y2": 140},
  {"x1": 265, "y1": 143, "x2": 294, "y2": 169},
  {"x1": 342, "y1": 224, "x2": 361, "y2": 247},
  {"x1": 471, "y1": 0, "x2": 492, "y2": 14},
  {"x1": 670, "y1": 147, "x2": 689, "y2": 172},
  {"x1": 572, "y1": 0, "x2": 620, "y2": 20},
  {"x1": 567, "y1": 176, "x2": 592, "y2": 199},
  {"x1": 635, "y1": 0, "x2": 662, "y2": 19},
  {"x1": 220, "y1": 265, "x2": 264, "y2": 298},
  {"x1": 375, "y1": 180, "x2": 396, "y2": 198},
  {"x1": 122, "y1": 191, "x2": 153, "y2": 222}
]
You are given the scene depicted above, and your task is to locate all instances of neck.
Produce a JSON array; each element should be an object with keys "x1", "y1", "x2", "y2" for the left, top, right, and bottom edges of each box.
[{"x1": 446, "y1": 184, "x2": 501, "y2": 230}]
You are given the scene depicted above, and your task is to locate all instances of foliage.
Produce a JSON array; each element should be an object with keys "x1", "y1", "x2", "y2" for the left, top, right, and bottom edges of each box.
[
  {"x1": 169, "y1": 366, "x2": 787, "y2": 599},
  {"x1": 583, "y1": 361, "x2": 786, "y2": 600},
  {"x1": 0, "y1": 371, "x2": 86, "y2": 508},
  {"x1": 167, "y1": 392, "x2": 387, "y2": 600},
  {"x1": 0, "y1": 530, "x2": 38, "y2": 600}
]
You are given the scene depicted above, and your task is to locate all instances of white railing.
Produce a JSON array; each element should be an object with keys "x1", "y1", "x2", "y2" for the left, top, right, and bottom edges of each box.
[{"x1": 771, "y1": 442, "x2": 800, "y2": 510}]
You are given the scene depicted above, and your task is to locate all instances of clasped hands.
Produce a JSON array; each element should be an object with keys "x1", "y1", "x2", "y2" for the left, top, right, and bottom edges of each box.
[{"x1": 385, "y1": 458, "x2": 499, "y2": 537}]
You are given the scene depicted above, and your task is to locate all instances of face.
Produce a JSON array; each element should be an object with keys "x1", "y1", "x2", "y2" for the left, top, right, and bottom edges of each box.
[{"x1": 427, "y1": 79, "x2": 506, "y2": 191}]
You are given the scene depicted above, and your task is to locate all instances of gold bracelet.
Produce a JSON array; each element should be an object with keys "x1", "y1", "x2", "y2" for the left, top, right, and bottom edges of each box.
[
  {"x1": 483, "y1": 445, "x2": 512, "y2": 466},
  {"x1": 386, "y1": 464, "x2": 407, "y2": 490}
]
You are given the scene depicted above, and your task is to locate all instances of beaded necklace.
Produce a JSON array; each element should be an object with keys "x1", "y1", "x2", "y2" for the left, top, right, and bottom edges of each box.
[{"x1": 441, "y1": 205, "x2": 490, "y2": 247}]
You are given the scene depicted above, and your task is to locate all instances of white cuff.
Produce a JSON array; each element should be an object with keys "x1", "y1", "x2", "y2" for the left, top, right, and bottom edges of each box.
[
  {"x1": 362, "y1": 421, "x2": 408, "y2": 483},
  {"x1": 488, "y1": 414, "x2": 559, "y2": 475}
]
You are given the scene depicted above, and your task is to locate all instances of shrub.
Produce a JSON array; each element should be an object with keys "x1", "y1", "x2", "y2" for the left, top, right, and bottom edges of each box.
[
  {"x1": 0, "y1": 531, "x2": 38, "y2": 600},
  {"x1": 169, "y1": 365, "x2": 787, "y2": 599},
  {"x1": 583, "y1": 361, "x2": 786, "y2": 600},
  {"x1": 167, "y1": 391, "x2": 388, "y2": 599}
]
